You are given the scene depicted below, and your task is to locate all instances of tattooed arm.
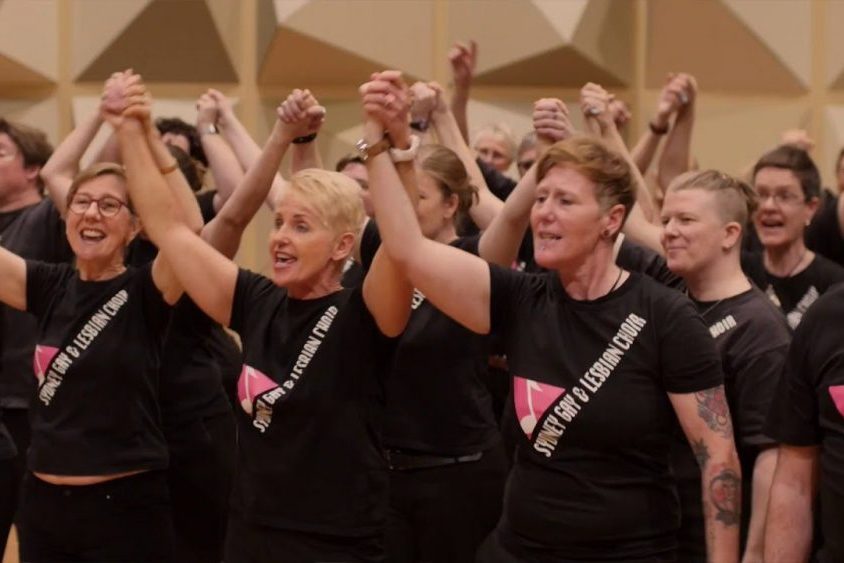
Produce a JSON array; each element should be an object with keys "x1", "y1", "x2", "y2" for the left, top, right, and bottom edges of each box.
[
  {"x1": 670, "y1": 385, "x2": 741, "y2": 563},
  {"x1": 763, "y1": 445, "x2": 818, "y2": 563}
]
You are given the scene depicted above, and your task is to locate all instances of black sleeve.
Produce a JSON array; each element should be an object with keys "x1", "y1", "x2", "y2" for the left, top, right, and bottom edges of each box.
[
  {"x1": 35, "y1": 199, "x2": 73, "y2": 263},
  {"x1": 616, "y1": 239, "x2": 685, "y2": 290},
  {"x1": 138, "y1": 263, "x2": 174, "y2": 338},
  {"x1": 657, "y1": 294, "x2": 724, "y2": 393},
  {"x1": 196, "y1": 191, "x2": 217, "y2": 224},
  {"x1": 488, "y1": 263, "x2": 538, "y2": 339},
  {"x1": 359, "y1": 220, "x2": 381, "y2": 272},
  {"x1": 25, "y1": 261, "x2": 73, "y2": 319},
  {"x1": 477, "y1": 159, "x2": 517, "y2": 201},
  {"x1": 229, "y1": 269, "x2": 278, "y2": 333},
  {"x1": 806, "y1": 193, "x2": 844, "y2": 266},
  {"x1": 453, "y1": 234, "x2": 480, "y2": 256},
  {"x1": 733, "y1": 346, "x2": 789, "y2": 447},
  {"x1": 764, "y1": 311, "x2": 822, "y2": 446}
]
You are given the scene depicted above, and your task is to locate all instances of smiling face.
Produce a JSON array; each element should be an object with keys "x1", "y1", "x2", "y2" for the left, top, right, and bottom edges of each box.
[
  {"x1": 65, "y1": 173, "x2": 137, "y2": 267},
  {"x1": 660, "y1": 188, "x2": 735, "y2": 277},
  {"x1": 268, "y1": 192, "x2": 350, "y2": 294},
  {"x1": 752, "y1": 167, "x2": 817, "y2": 251},
  {"x1": 530, "y1": 166, "x2": 611, "y2": 269}
]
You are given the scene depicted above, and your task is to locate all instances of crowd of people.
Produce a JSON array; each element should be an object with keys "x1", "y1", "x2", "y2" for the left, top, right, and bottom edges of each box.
[{"x1": 0, "y1": 39, "x2": 842, "y2": 563}]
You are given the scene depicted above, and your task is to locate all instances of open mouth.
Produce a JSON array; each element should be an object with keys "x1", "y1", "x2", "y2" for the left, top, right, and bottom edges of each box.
[
  {"x1": 758, "y1": 216, "x2": 785, "y2": 229},
  {"x1": 273, "y1": 252, "x2": 297, "y2": 268},
  {"x1": 80, "y1": 228, "x2": 106, "y2": 242}
]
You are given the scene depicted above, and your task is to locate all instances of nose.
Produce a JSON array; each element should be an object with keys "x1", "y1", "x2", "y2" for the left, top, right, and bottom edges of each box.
[{"x1": 82, "y1": 200, "x2": 102, "y2": 219}]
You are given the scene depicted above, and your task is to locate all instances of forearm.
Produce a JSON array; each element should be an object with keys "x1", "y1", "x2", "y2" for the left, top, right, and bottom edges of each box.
[
  {"x1": 201, "y1": 132, "x2": 244, "y2": 209},
  {"x1": 630, "y1": 129, "x2": 662, "y2": 174},
  {"x1": 478, "y1": 164, "x2": 536, "y2": 266},
  {"x1": 601, "y1": 124, "x2": 658, "y2": 223},
  {"x1": 763, "y1": 447, "x2": 818, "y2": 563},
  {"x1": 743, "y1": 447, "x2": 778, "y2": 562},
  {"x1": 146, "y1": 131, "x2": 204, "y2": 233},
  {"x1": 290, "y1": 139, "x2": 323, "y2": 173},
  {"x1": 658, "y1": 104, "x2": 694, "y2": 191},
  {"x1": 700, "y1": 451, "x2": 742, "y2": 563},
  {"x1": 217, "y1": 110, "x2": 263, "y2": 171},
  {"x1": 449, "y1": 88, "x2": 470, "y2": 142}
]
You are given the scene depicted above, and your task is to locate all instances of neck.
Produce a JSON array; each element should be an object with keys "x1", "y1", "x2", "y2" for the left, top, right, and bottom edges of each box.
[
  {"x1": 76, "y1": 258, "x2": 127, "y2": 282},
  {"x1": 0, "y1": 187, "x2": 41, "y2": 213},
  {"x1": 685, "y1": 253, "x2": 751, "y2": 301},
  {"x1": 433, "y1": 223, "x2": 458, "y2": 245},
  {"x1": 764, "y1": 239, "x2": 811, "y2": 277},
  {"x1": 287, "y1": 266, "x2": 343, "y2": 300},
  {"x1": 556, "y1": 244, "x2": 622, "y2": 301}
]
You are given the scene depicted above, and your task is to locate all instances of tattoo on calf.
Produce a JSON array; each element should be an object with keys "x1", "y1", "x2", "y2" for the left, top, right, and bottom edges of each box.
[
  {"x1": 709, "y1": 468, "x2": 741, "y2": 527},
  {"x1": 694, "y1": 386, "x2": 733, "y2": 439},
  {"x1": 691, "y1": 438, "x2": 710, "y2": 467}
]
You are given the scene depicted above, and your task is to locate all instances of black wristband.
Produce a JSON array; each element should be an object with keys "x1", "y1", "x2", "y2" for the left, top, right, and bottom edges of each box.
[
  {"x1": 410, "y1": 120, "x2": 429, "y2": 132},
  {"x1": 292, "y1": 133, "x2": 317, "y2": 144},
  {"x1": 648, "y1": 120, "x2": 669, "y2": 135}
]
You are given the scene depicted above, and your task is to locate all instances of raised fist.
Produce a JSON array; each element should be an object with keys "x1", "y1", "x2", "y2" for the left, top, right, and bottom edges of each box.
[
  {"x1": 448, "y1": 40, "x2": 477, "y2": 92},
  {"x1": 533, "y1": 98, "x2": 572, "y2": 145},
  {"x1": 276, "y1": 88, "x2": 326, "y2": 142}
]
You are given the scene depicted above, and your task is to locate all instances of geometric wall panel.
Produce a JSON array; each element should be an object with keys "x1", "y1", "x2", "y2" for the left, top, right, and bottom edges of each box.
[
  {"x1": 258, "y1": 0, "x2": 433, "y2": 86},
  {"x1": 0, "y1": 97, "x2": 60, "y2": 146},
  {"x1": 826, "y1": 1, "x2": 844, "y2": 89},
  {"x1": 74, "y1": 0, "x2": 237, "y2": 82},
  {"x1": 0, "y1": 0, "x2": 58, "y2": 84},
  {"x1": 647, "y1": 0, "x2": 809, "y2": 95},
  {"x1": 449, "y1": 0, "x2": 632, "y2": 87},
  {"x1": 823, "y1": 106, "x2": 844, "y2": 186}
]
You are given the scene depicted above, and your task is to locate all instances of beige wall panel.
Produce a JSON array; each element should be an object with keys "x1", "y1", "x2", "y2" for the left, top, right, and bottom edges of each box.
[
  {"x1": 205, "y1": 0, "x2": 243, "y2": 69},
  {"x1": 272, "y1": 0, "x2": 310, "y2": 23},
  {"x1": 78, "y1": 1, "x2": 237, "y2": 82},
  {"x1": 723, "y1": 0, "x2": 810, "y2": 88},
  {"x1": 647, "y1": 0, "x2": 805, "y2": 94},
  {"x1": 272, "y1": 0, "x2": 434, "y2": 80},
  {"x1": 823, "y1": 106, "x2": 844, "y2": 188},
  {"x1": 530, "y1": 0, "x2": 589, "y2": 42},
  {"x1": 571, "y1": 0, "x2": 634, "y2": 86},
  {"x1": 474, "y1": 46, "x2": 626, "y2": 88},
  {"x1": 0, "y1": 97, "x2": 59, "y2": 145},
  {"x1": 446, "y1": 1, "x2": 563, "y2": 77},
  {"x1": 71, "y1": 0, "x2": 150, "y2": 79},
  {"x1": 827, "y1": 1, "x2": 844, "y2": 88},
  {"x1": 0, "y1": 54, "x2": 53, "y2": 85},
  {"x1": 0, "y1": 0, "x2": 58, "y2": 81}
]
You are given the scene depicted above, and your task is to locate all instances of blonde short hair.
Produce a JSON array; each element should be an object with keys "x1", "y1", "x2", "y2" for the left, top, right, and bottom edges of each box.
[
  {"x1": 472, "y1": 123, "x2": 517, "y2": 160},
  {"x1": 667, "y1": 169, "x2": 757, "y2": 227},
  {"x1": 282, "y1": 169, "x2": 365, "y2": 237}
]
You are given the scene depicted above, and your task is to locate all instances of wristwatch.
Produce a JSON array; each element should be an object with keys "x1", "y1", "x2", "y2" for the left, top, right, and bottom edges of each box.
[
  {"x1": 388, "y1": 134, "x2": 420, "y2": 163},
  {"x1": 201, "y1": 123, "x2": 218, "y2": 136},
  {"x1": 355, "y1": 135, "x2": 392, "y2": 161}
]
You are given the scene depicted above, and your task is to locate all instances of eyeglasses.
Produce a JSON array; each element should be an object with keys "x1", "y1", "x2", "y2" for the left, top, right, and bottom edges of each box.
[
  {"x1": 756, "y1": 191, "x2": 804, "y2": 206},
  {"x1": 68, "y1": 195, "x2": 128, "y2": 218}
]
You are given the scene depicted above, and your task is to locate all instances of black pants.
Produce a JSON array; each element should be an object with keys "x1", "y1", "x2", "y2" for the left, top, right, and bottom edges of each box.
[
  {"x1": 17, "y1": 470, "x2": 175, "y2": 562},
  {"x1": 166, "y1": 410, "x2": 236, "y2": 563},
  {"x1": 0, "y1": 407, "x2": 30, "y2": 556},
  {"x1": 386, "y1": 442, "x2": 508, "y2": 563},
  {"x1": 224, "y1": 515, "x2": 384, "y2": 563}
]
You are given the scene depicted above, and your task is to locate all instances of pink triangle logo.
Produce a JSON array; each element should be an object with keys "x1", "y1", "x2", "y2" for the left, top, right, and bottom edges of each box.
[
  {"x1": 33, "y1": 345, "x2": 59, "y2": 386},
  {"x1": 237, "y1": 365, "x2": 279, "y2": 415},
  {"x1": 829, "y1": 386, "x2": 844, "y2": 418},
  {"x1": 513, "y1": 376, "x2": 566, "y2": 438}
]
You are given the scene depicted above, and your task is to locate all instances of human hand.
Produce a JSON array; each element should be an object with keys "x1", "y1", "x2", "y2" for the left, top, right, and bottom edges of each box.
[
  {"x1": 409, "y1": 81, "x2": 437, "y2": 124},
  {"x1": 533, "y1": 98, "x2": 573, "y2": 147},
  {"x1": 206, "y1": 89, "x2": 236, "y2": 126},
  {"x1": 101, "y1": 70, "x2": 150, "y2": 130},
  {"x1": 275, "y1": 89, "x2": 325, "y2": 143},
  {"x1": 608, "y1": 96, "x2": 632, "y2": 130},
  {"x1": 448, "y1": 40, "x2": 477, "y2": 93},
  {"x1": 360, "y1": 70, "x2": 412, "y2": 147},
  {"x1": 780, "y1": 128, "x2": 815, "y2": 153},
  {"x1": 195, "y1": 91, "x2": 219, "y2": 130},
  {"x1": 580, "y1": 82, "x2": 614, "y2": 134}
]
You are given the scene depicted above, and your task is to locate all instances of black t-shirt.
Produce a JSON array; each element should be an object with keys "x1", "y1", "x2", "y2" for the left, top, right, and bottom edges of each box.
[
  {"x1": 806, "y1": 191, "x2": 844, "y2": 267},
  {"x1": 742, "y1": 252, "x2": 844, "y2": 329},
  {"x1": 158, "y1": 296, "x2": 237, "y2": 431},
  {"x1": 229, "y1": 269, "x2": 394, "y2": 537},
  {"x1": 673, "y1": 288, "x2": 791, "y2": 560},
  {"x1": 358, "y1": 223, "x2": 499, "y2": 455},
  {"x1": 617, "y1": 237, "x2": 685, "y2": 290},
  {"x1": 0, "y1": 199, "x2": 73, "y2": 408},
  {"x1": 765, "y1": 284, "x2": 844, "y2": 563},
  {"x1": 488, "y1": 265, "x2": 723, "y2": 560},
  {"x1": 0, "y1": 416, "x2": 15, "y2": 460},
  {"x1": 25, "y1": 261, "x2": 171, "y2": 475},
  {"x1": 196, "y1": 190, "x2": 218, "y2": 224}
]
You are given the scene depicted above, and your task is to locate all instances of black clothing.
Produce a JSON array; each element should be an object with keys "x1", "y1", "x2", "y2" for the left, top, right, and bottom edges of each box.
[
  {"x1": 617, "y1": 238, "x2": 685, "y2": 290},
  {"x1": 487, "y1": 266, "x2": 723, "y2": 561},
  {"x1": 25, "y1": 261, "x2": 171, "y2": 475},
  {"x1": 196, "y1": 190, "x2": 218, "y2": 224},
  {"x1": 742, "y1": 252, "x2": 844, "y2": 329},
  {"x1": 0, "y1": 199, "x2": 73, "y2": 407},
  {"x1": 17, "y1": 471, "x2": 174, "y2": 562},
  {"x1": 673, "y1": 288, "x2": 790, "y2": 561},
  {"x1": 806, "y1": 190, "x2": 844, "y2": 267},
  {"x1": 765, "y1": 284, "x2": 844, "y2": 563},
  {"x1": 478, "y1": 159, "x2": 517, "y2": 202},
  {"x1": 229, "y1": 269, "x2": 393, "y2": 540}
]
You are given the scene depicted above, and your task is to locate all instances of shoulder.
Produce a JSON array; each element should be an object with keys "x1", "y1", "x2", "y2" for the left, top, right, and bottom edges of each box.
[
  {"x1": 797, "y1": 283, "x2": 844, "y2": 335},
  {"x1": 810, "y1": 254, "x2": 844, "y2": 282},
  {"x1": 725, "y1": 289, "x2": 791, "y2": 350}
]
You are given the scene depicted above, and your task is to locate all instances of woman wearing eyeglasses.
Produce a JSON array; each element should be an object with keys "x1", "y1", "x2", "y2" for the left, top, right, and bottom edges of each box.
[
  {"x1": 0, "y1": 76, "x2": 204, "y2": 561},
  {"x1": 743, "y1": 145, "x2": 844, "y2": 328}
]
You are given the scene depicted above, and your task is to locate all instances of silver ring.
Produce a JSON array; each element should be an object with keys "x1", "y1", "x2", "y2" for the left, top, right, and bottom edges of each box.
[{"x1": 587, "y1": 107, "x2": 601, "y2": 116}]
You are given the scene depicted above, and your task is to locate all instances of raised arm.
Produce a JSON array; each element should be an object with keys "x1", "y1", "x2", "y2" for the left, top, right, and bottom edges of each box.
[
  {"x1": 670, "y1": 386, "x2": 742, "y2": 563},
  {"x1": 763, "y1": 445, "x2": 818, "y2": 563},
  {"x1": 196, "y1": 89, "x2": 244, "y2": 213},
  {"x1": 40, "y1": 109, "x2": 105, "y2": 216},
  {"x1": 629, "y1": 73, "x2": 683, "y2": 175},
  {"x1": 448, "y1": 40, "x2": 477, "y2": 143},
  {"x1": 0, "y1": 248, "x2": 26, "y2": 312},
  {"x1": 289, "y1": 95, "x2": 324, "y2": 174},
  {"x1": 657, "y1": 74, "x2": 697, "y2": 192},
  {"x1": 477, "y1": 97, "x2": 573, "y2": 267},
  {"x1": 361, "y1": 72, "x2": 491, "y2": 334},
  {"x1": 427, "y1": 81, "x2": 503, "y2": 231},
  {"x1": 202, "y1": 90, "x2": 323, "y2": 260}
]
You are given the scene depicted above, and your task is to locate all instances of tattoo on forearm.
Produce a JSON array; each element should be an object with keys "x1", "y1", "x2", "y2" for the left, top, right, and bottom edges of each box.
[
  {"x1": 691, "y1": 438, "x2": 710, "y2": 467},
  {"x1": 694, "y1": 386, "x2": 733, "y2": 439},
  {"x1": 709, "y1": 468, "x2": 741, "y2": 527}
]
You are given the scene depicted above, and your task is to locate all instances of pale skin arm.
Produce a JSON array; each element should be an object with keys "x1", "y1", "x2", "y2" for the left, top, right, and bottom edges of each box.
[
  {"x1": 763, "y1": 445, "x2": 819, "y2": 563},
  {"x1": 196, "y1": 90, "x2": 244, "y2": 213},
  {"x1": 670, "y1": 386, "x2": 742, "y2": 563},
  {"x1": 40, "y1": 110, "x2": 105, "y2": 216},
  {"x1": 742, "y1": 446, "x2": 778, "y2": 563},
  {"x1": 0, "y1": 248, "x2": 26, "y2": 311},
  {"x1": 657, "y1": 74, "x2": 697, "y2": 193},
  {"x1": 448, "y1": 40, "x2": 477, "y2": 143}
]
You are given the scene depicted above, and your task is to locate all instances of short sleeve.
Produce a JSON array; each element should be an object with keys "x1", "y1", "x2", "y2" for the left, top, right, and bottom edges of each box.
[
  {"x1": 488, "y1": 263, "x2": 542, "y2": 340},
  {"x1": 137, "y1": 263, "x2": 173, "y2": 338},
  {"x1": 657, "y1": 295, "x2": 724, "y2": 393},
  {"x1": 39, "y1": 200, "x2": 73, "y2": 262},
  {"x1": 764, "y1": 315, "x2": 821, "y2": 446},
  {"x1": 25, "y1": 261, "x2": 73, "y2": 319},
  {"x1": 806, "y1": 193, "x2": 844, "y2": 266},
  {"x1": 732, "y1": 346, "x2": 789, "y2": 447},
  {"x1": 616, "y1": 239, "x2": 685, "y2": 291},
  {"x1": 229, "y1": 269, "x2": 280, "y2": 333}
]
